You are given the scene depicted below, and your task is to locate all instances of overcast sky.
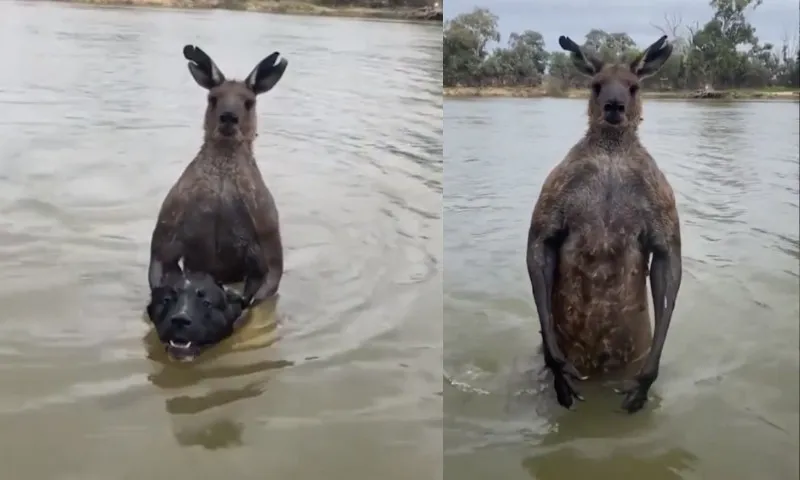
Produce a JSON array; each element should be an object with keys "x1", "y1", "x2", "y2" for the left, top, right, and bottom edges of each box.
[{"x1": 444, "y1": 0, "x2": 800, "y2": 50}]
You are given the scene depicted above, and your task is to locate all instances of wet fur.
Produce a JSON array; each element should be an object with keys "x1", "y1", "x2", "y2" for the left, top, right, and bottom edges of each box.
[
  {"x1": 149, "y1": 46, "x2": 288, "y2": 306},
  {"x1": 527, "y1": 34, "x2": 682, "y2": 412},
  {"x1": 147, "y1": 270, "x2": 245, "y2": 360},
  {"x1": 153, "y1": 144, "x2": 280, "y2": 284},
  {"x1": 147, "y1": 271, "x2": 245, "y2": 341},
  {"x1": 541, "y1": 143, "x2": 676, "y2": 375}
]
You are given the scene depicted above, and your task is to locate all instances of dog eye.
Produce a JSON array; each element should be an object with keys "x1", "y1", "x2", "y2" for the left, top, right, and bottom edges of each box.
[
  {"x1": 197, "y1": 291, "x2": 214, "y2": 305},
  {"x1": 151, "y1": 286, "x2": 176, "y2": 308}
]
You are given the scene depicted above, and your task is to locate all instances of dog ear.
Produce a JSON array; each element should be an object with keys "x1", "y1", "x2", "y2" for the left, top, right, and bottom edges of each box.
[
  {"x1": 226, "y1": 302, "x2": 244, "y2": 323},
  {"x1": 148, "y1": 259, "x2": 164, "y2": 290},
  {"x1": 223, "y1": 287, "x2": 246, "y2": 322},
  {"x1": 146, "y1": 301, "x2": 156, "y2": 322},
  {"x1": 146, "y1": 285, "x2": 175, "y2": 322},
  {"x1": 220, "y1": 284, "x2": 240, "y2": 303},
  {"x1": 224, "y1": 298, "x2": 244, "y2": 324},
  {"x1": 146, "y1": 287, "x2": 164, "y2": 322}
]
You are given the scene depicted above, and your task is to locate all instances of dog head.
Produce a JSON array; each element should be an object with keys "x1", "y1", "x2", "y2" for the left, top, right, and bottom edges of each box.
[{"x1": 146, "y1": 270, "x2": 245, "y2": 362}]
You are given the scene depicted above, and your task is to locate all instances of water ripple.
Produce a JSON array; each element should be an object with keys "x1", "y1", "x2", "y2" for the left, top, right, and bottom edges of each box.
[
  {"x1": 0, "y1": 2, "x2": 442, "y2": 475},
  {"x1": 444, "y1": 97, "x2": 800, "y2": 479}
]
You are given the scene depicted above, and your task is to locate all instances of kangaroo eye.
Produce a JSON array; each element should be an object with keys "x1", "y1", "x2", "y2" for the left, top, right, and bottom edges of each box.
[
  {"x1": 629, "y1": 84, "x2": 640, "y2": 95},
  {"x1": 591, "y1": 82, "x2": 602, "y2": 95},
  {"x1": 244, "y1": 99, "x2": 255, "y2": 110},
  {"x1": 208, "y1": 96, "x2": 218, "y2": 107}
]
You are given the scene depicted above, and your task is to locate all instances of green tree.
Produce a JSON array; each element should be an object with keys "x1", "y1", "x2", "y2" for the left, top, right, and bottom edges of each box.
[
  {"x1": 548, "y1": 51, "x2": 582, "y2": 89},
  {"x1": 443, "y1": 8, "x2": 500, "y2": 86},
  {"x1": 583, "y1": 29, "x2": 637, "y2": 62},
  {"x1": 480, "y1": 30, "x2": 549, "y2": 86},
  {"x1": 685, "y1": 0, "x2": 762, "y2": 88}
]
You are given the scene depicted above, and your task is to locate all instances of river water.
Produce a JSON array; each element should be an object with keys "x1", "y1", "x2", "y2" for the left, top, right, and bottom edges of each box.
[
  {"x1": 444, "y1": 98, "x2": 799, "y2": 479},
  {"x1": 0, "y1": 2, "x2": 442, "y2": 478}
]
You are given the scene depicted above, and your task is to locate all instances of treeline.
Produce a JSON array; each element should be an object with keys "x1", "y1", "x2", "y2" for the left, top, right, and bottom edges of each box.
[
  {"x1": 212, "y1": 0, "x2": 435, "y2": 8},
  {"x1": 314, "y1": 0, "x2": 434, "y2": 7},
  {"x1": 444, "y1": 0, "x2": 800, "y2": 91}
]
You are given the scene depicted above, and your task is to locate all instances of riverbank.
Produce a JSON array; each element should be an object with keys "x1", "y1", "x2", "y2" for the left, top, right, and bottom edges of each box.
[
  {"x1": 444, "y1": 86, "x2": 800, "y2": 100},
  {"x1": 44, "y1": 0, "x2": 443, "y2": 22}
]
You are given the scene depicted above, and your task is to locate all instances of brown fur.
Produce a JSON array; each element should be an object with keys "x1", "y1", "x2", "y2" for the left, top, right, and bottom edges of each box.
[
  {"x1": 148, "y1": 46, "x2": 289, "y2": 307},
  {"x1": 527, "y1": 35, "x2": 683, "y2": 412},
  {"x1": 536, "y1": 141, "x2": 678, "y2": 376}
]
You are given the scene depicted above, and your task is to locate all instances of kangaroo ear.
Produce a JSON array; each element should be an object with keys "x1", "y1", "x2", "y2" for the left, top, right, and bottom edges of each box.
[
  {"x1": 630, "y1": 35, "x2": 673, "y2": 79},
  {"x1": 558, "y1": 35, "x2": 603, "y2": 77},
  {"x1": 245, "y1": 52, "x2": 288, "y2": 95},
  {"x1": 183, "y1": 44, "x2": 226, "y2": 90}
]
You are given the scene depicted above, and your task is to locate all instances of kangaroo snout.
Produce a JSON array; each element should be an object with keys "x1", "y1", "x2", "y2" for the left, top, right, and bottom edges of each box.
[
  {"x1": 603, "y1": 101, "x2": 625, "y2": 125},
  {"x1": 219, "y1": 111, "x2": 239, "y2": 125}
]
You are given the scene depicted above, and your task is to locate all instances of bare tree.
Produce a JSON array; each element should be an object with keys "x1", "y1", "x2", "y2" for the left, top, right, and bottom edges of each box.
[
  {"x1": 650, "y1": 12, "x2": 683, "y2": 38},
  {"x1": 651, "y1": 12, "x2": 690, "y2": 54}
]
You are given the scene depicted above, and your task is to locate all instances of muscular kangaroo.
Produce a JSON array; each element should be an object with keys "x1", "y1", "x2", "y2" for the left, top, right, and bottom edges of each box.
[{"x1": 527, "y1": 35, "x2": 682, "y2": 414}]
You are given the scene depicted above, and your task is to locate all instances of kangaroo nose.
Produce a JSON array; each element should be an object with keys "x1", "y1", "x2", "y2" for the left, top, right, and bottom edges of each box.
[
  {"x1": 170, "y1": 314, "x2": 192, "y2": 329},
  {"x1": 219, "y1": 111, "x2": 239, "y2": 125},
  {"x1": 603, "y1": 101, "x2": 625, "y2": 113}
]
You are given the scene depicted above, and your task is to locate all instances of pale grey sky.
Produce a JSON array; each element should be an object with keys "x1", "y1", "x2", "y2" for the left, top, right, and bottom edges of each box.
[{"x1": 445, "y1": 0, "x2": 800, "y2": 50}]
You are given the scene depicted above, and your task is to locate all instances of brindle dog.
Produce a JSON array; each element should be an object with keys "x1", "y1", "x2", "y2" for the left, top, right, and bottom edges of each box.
[
  {"x1": 148, "y1": 45, "x2": 288, "y2": 316},
  {"x1": 526, "y1": 35, "x2": 683, "y2": 414}
]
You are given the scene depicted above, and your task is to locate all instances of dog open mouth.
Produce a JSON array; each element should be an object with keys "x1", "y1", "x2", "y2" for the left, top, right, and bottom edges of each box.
[{"x1": 165, "y1": 340, "x2": 201, "y2": 362}]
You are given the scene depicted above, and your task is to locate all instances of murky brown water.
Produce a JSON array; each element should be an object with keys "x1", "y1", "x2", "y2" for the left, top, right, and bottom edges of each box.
[
  {"x1": 0, "y1": 2, "x2": 442, "y2": 478},
  {"x1": 444, "y1": 98, "x2": 799, "y2": 480}
]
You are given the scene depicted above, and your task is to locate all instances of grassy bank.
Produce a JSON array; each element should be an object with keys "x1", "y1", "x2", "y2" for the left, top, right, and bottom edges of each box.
[
  {"x1": 45, "y1": 0, "x2": 443, "y2": 22},
  {"x1": 444, "y1": 85, "x2": 800, "y2": 101}
]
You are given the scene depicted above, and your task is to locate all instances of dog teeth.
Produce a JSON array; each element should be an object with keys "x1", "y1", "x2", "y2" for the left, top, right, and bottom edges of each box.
[{"x1": 169, "y1": 340, "x2": 192, "y2": 349}]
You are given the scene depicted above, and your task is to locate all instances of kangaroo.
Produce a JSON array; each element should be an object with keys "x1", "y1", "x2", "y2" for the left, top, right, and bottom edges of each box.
[
  {"x1": 147, "y1": 45, "x2": 287, "y2": 359},
  {"x1": 526, "y1": 35, "x2": 682, "y2": 414}
]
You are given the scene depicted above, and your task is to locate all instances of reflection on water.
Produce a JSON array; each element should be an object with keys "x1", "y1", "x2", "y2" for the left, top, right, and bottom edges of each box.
[
  {"x1": 444, "y1": 97, "x2": 799, "y2": 480},
  {"x1": 521, "y1": 447, "x2": 699, "y2": 480},
  {"x1": 142, "y1": 303, "x2": 293, "y2": 450},
  {"x1": 0, "y1": 1, "x2": 442, "y2": 478}
]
